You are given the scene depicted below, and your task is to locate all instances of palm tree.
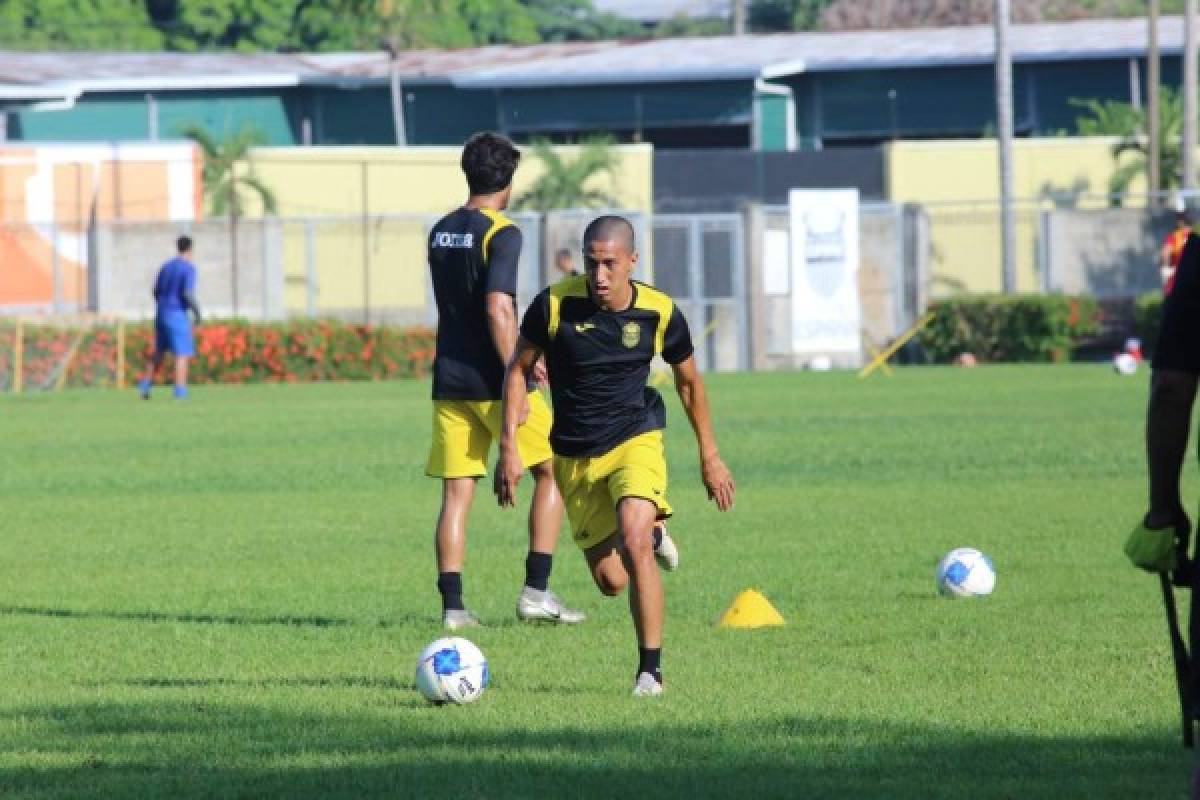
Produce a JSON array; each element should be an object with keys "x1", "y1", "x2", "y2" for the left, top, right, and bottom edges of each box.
[
  {"x1": 513, "y1": 136, "x2": 621, "y2": 211},
  {"x1": 181, "y1": 124, "x2": 278, "y2": 317},
  {"x1": 1073, "y1": 87, "x2": 1186, "y2": 203}
]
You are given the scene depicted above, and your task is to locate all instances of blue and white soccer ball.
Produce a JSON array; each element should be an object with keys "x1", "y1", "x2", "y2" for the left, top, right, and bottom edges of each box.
[
  {"x1": 936, "y1": 548, "x2": 996, "y2": 598},
  {"x1": 415, "y1": 636, "x2": 489, "y2": 705}
]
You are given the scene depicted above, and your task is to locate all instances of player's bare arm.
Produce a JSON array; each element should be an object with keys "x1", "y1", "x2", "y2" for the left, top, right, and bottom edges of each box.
[
  {"x1": 486, "y1": 290, "x2": 529, "y2": 422},
  {"x1": 495, "y1": 336, "x2": 542, "y2": 508},
  {"x1": 1146, "y1": 368, "x2": 1199, "y2": 529},
  {"x1": 670, "y1": 354, "x2": 735, "y2": 511}
]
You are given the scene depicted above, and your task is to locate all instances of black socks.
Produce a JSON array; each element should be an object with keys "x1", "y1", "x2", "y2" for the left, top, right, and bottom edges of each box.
[
  {"x1": 638, "y1": 647, "x2": 662, "y2": 684},
  {"x1": 437, "y1": 571, "x2": 464, "y2": 612},
  {"x1": 524, "y1": 551, "x2": 553, "y2": 592}
]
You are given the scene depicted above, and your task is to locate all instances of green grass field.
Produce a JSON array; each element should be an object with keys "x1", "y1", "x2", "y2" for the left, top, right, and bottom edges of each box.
[{"x1": 0, "y1": 366, "x2": 1193, "y2": 798}]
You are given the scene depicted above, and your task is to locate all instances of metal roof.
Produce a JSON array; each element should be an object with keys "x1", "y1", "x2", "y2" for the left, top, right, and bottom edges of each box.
[
  {"x1": 592, "y1": 0, "x2": 731, "y2": 22},
  {"x1": 0, "y1": 16, "x2": 1189, "y2": 95},
  {"x1": 457, "y1": 16, "x2": 1193, "y2": 88}
]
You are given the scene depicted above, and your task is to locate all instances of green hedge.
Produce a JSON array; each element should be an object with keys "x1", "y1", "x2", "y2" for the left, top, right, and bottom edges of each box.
[
  {"x1": 917, "y1": 295, "x2": 1100, "y2": 363},
  {"x1": 0, "y1": 319, "x2": 436, "y2": 389},
  {"x1": 1134, "y1": 292, "x2": 1164, "y2": 357}
]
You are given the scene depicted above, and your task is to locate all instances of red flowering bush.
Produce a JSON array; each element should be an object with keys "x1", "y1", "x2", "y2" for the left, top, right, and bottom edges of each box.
[{"x1": 0, "y1": 320, "x2": 435, "y2": 389}]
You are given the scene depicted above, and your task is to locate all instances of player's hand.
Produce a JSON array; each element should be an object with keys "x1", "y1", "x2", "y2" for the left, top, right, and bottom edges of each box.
[
  {"x1": 518, "y1": 393, "x2": 531, "y2": 426},
  {"x1": 494, "y1": 445, "x2": 524, "y2": 508},
  {"x1": 701, "y1": 453, "x2": 734, "y2": 511},
  {"x1": 531, "y1": 357, "x2": 548, "y2": 387}
]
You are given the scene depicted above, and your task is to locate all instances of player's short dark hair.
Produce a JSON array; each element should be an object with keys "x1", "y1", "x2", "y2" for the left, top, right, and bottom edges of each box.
[
  {"x1": 461, "y1": 132, "x2": 520, "y2": 195},
  {"x1": 582, "y1": 215, "x2": 636, "y2": 254},
  {"x1": 555, "y1": 247, "x2": 572, "y2": 260},
  {"x1": 176, "y1": 235, "x2": 193, "y2": 253}
]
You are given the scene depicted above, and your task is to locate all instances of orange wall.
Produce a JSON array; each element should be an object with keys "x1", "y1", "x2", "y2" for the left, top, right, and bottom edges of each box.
[{"x1": 0, "y1": 144, "x2": 202, "y2": 307}]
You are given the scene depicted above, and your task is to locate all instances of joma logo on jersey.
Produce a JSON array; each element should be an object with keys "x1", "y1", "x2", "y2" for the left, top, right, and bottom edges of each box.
[
  {"x1": 433, "y1": 232, "x2": 474, "y2": 248},
  {"x1": 622, "y1": 322, "x2": 641, "y2": 348},
  {"x1": 574, "y1": 322, "x2": 596, "y2": 333}
]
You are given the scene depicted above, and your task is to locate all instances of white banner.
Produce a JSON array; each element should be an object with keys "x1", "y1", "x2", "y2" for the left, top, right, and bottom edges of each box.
[{"x1": 789, "y1": 189, "x2": 862, "y2": 365}]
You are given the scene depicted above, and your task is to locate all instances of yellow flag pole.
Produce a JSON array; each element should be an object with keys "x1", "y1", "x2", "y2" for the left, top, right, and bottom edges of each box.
[
  {"x1": 857, "y1": 311, "x2": 936, "y2": 379},
  {"x1": 55, "y1": 326, "x2": 88, "y2": 392}
]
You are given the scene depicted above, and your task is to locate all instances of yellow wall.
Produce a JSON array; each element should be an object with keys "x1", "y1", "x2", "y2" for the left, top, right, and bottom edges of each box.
[
  {"x1": 886, "y1": 137, "x2": 1141, "y2": 294},
  {"x1": 244, "y1": 144, "x2": 654, "y2": 317}
]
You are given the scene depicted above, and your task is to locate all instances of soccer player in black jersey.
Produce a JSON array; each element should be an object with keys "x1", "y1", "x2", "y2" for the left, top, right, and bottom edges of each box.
[
  {"x1": 426, "y1": 132, "x2": 583, "y2": 630},
  {"x1": 495, "y1": 215, "x2": 735, "y2": 695}
]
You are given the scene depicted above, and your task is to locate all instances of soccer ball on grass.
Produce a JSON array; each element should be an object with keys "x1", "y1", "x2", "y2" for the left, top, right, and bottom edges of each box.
[
  {"x1": 936, "y1": 547, "x2": 996, "y2": 598},
  {"x1": 415, "y1": 636, "x2": 489, "y2": 704}
]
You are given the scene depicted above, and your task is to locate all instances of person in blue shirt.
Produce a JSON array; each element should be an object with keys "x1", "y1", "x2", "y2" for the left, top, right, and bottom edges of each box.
[{"x1": 138, "y1": 235, "x2": 202, "y2": 400}]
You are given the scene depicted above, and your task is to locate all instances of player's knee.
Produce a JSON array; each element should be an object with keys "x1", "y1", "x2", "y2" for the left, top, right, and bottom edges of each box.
[
  {"x1": 621, "y1": 527, "x2": 654, "y2": 560},
  {"x1": 595, "y1": 569, "x2": 627, "y2": 596}
]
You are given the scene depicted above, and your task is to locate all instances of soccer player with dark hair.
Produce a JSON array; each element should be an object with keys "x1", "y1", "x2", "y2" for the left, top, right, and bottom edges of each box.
[
  {"x1": 426, "y1": 131, "x2": 584, "y2": 630},
  {"x1": 496, "y1": 214, "x2": 735, "y2": 696},
  {"x1": 138, "y1": 235, "x2": 201, "y2": 400}
]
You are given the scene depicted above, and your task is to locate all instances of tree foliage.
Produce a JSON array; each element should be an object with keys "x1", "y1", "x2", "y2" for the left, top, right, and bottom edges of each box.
[
  {"x1": 183, "y1": 123, "x2": 278, "y2": 217},
  {"x1": 0, "y1": 0, "x2": 162, "y2": 50},
  {"x1": 1072, "y1": 87, "x2": 1188, "y2": 200},
  {"x1": 513, "y1": 136, "x2": 620, "y2": 211},
  {"x1": 0, "y1": 0, "x2": 1190, "y2": 51}
]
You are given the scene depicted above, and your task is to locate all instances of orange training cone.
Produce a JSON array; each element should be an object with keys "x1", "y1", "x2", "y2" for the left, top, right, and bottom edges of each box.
[{"x1": 717, "y1": 589, "x2": 786, "y2": 628}]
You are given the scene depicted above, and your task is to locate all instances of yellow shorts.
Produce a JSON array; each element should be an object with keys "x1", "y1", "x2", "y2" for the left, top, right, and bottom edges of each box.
[
  {"x1": 553, "y1": 430, "x2": 673, "y2": 551},
  {"x1": 426, "y1": 392, "x2": 554, "y2": 479}
]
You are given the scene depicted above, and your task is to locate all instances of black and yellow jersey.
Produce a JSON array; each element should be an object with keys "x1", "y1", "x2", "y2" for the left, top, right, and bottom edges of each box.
[
  {"x1": 520, "y1": 275, "x2": 693, "y2": 457},
  {"x1": 428, "y1": 207, "x2": 522, "y2": 400}
]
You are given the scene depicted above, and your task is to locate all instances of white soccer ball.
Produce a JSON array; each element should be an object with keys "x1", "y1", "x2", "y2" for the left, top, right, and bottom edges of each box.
[
  {"x1": 936, "y1": 547, "x2": 996, "y2": 598},
  {"x1": 1113, "y1": 352, "x2": 1138, "y2": 375},
  {"x1": 414, "y1": 636, "x2": 489, "y2": 705}
]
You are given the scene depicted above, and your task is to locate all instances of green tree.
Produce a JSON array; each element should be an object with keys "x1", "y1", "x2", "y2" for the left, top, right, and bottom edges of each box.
[
  {"x1": 1072, "y1": 88, "x2": 1186, "y2": 202},
  {"x1": 513, "y1": 136, "x2": 620, "y2": 211},
  {"x1": 182, "y1": 124, "x2": 278, "y2": 317},
  {"x1": 0, "y1": 0, "x2": 161, "y2": 50},
  {"x1": 149, "y1": 0, "x2": 301, "y2": 52},
  {"x1": 519, "y1": 0, "x2": 641, "y2": 41},
  {"x1": 747, "y1": 0, "x2": 834, "y2": 31}
]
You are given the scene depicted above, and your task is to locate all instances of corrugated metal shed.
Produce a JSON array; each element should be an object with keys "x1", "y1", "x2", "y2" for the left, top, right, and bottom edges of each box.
[
  {"x1": 0, "y1": 16, "x2": 1190, "y2": 95},
  {"x1": 460, "y1": 16, "x2": 1192, "y2": 88}
]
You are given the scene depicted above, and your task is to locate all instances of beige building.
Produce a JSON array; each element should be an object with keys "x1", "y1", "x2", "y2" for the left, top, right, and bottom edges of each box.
[
  {"x1": 886, "y1": 137, "x2": 1142, "y2": 294},
  {"x1": 245, "y1": 144, "x2": 654, "y2": 319}
]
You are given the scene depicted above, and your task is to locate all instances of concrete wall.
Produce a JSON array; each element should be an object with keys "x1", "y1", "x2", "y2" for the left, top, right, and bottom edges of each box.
[
  {"x1": 885, "y1": 137, "x2": 1140, "y2": 295},
  {"x1": 1042, "y1": 208, "x2": 1170, "y2": 298},
  {"x1": 93, "y1": 219, "x2": 284, "y2": 320}
]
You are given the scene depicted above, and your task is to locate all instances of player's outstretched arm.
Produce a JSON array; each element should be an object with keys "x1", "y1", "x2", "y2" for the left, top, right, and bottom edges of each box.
[
  {"x1": 495, "y1": 336, "x2": 542, "y2": 509},
  {"x1": 670, "y1": 355, "x2": 734, "y2": 511}
]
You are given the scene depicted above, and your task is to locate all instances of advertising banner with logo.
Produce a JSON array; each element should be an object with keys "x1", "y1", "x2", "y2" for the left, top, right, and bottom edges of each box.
[{"x1": 788, "y1": 189, "x2": 862, "y2": 366}]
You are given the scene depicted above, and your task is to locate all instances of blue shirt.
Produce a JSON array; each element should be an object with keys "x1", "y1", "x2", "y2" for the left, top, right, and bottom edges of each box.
[{"x1": 154, "y1": 256, "x2": 196, "y2": 313}]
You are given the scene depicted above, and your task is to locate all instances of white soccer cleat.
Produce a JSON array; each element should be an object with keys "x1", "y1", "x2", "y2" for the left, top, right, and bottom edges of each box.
[
  {"x1": 654, "y1": 525, "x2": 679, "y2": 572},
  {"x1": 516, "y1": 587, "x2": 586, "y2": 624},
  {"x1": 632, "y1": 672, "x2": 663, "y2": 697},
  {"x1": 442, "y1": 609, "x2": 483, "y2": 631}
]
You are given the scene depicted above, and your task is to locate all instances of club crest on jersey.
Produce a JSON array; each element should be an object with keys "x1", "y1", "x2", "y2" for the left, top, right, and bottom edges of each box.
[{"x1": 621, "y1": 321, "x2": 641, "y2": 348}]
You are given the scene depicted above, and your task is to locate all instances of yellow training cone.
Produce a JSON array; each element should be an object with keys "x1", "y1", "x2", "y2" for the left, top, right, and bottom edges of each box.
[{"x1": 717, "y1": 589, "x2": 786, "y2": 628}]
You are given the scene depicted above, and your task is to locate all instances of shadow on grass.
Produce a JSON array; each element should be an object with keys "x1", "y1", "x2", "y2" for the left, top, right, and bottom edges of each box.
[
  {"x1": 0, "y1": 700, "x2": 1189, "y2": 800},
  {"x1": 0, "y1": 605, "x2": 352, "y2": 628},
  {"x1": 112, "y1": 676, "x2": 415, "y2": 691}
]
